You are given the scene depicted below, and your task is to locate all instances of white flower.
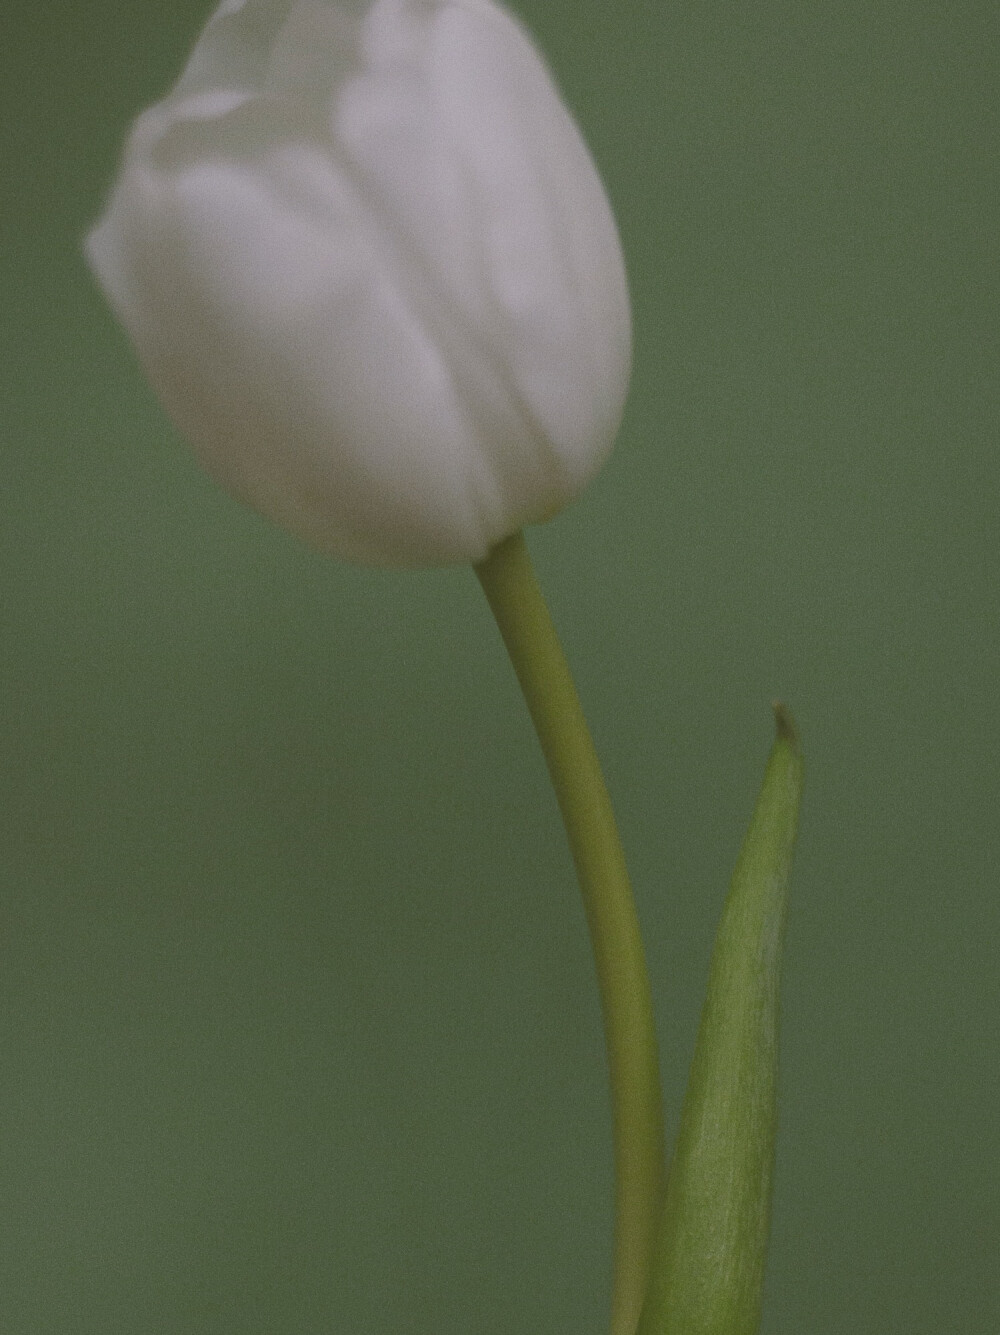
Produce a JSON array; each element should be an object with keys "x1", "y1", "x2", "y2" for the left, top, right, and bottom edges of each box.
[{"x1": 86, "y1": 0, "x2": 631, "y2": 566}]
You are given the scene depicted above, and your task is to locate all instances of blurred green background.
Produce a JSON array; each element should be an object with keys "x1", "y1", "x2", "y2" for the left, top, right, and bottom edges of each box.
[{"x1": 2, "y1": 0, "x2": 997, "y2": 1331}]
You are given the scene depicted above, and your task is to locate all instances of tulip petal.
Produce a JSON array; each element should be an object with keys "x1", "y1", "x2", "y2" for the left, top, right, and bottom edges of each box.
[{"x1": 86, "y1": 0, "x2": 632, "y2": 565}]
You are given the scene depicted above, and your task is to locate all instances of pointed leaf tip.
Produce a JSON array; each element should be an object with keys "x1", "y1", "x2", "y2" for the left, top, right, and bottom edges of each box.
[{"x1": 771, "y1": 700, "x2": 800, "y2": 749}]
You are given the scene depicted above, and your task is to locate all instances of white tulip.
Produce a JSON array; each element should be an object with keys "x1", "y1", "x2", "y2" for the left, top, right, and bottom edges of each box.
[{"x1": 86, "y1": 0, "x2": 631, "y2": 566}]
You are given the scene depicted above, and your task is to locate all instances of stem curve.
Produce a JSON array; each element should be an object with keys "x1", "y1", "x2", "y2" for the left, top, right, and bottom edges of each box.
[{"x1": 475, "y1": 530, "x2": 665, "y2": 1335}]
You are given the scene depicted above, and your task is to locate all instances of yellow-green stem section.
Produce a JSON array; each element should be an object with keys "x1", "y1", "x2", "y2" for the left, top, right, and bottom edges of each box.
[{"x1": 475, "y1": 531, "x2": 665, "y2": 1335}]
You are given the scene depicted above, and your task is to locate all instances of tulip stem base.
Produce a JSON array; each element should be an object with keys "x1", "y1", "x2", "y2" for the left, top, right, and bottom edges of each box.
[{"x1": 474, "y1": 530, "x2": 664, "y2": 1335}]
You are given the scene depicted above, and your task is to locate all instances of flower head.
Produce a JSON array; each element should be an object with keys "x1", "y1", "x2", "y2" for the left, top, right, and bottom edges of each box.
[{"x1": 87, "y1": 0, "x2": 631, "y2": 566}]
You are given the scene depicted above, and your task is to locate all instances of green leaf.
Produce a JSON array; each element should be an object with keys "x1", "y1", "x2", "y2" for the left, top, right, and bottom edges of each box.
[{"x1": 637, "y1": 705, "x2": 804, "y2": 1335}]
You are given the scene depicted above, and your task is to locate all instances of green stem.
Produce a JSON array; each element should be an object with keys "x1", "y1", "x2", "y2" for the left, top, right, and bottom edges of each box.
[{"x1": 475, "y1": 530, "x2": 665, "y2": 1335}]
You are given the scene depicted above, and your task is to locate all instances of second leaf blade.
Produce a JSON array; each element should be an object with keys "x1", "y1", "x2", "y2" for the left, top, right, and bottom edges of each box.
[{"x1": 637, "y1": 705, "x2": 805, "y2": 1335}]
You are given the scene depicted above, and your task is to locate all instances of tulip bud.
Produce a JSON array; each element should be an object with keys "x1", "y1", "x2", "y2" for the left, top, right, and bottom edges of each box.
[{"x1": 86, "y1": 0, "x2": 632, "y2": 566}]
